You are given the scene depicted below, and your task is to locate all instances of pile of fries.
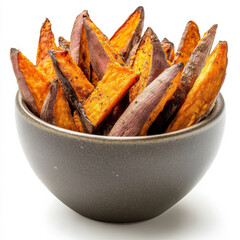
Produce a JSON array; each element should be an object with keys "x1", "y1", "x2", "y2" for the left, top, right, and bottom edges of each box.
[{"x1": 11, "y1": 6, "x2": 228, "y2": 136}]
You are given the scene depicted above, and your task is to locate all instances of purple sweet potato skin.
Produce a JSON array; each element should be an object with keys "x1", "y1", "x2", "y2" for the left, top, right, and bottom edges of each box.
[
  {"x1": 125, "y1": 40, "x2": 139, "y2": 66},
  {"x1": 70, "y1": 10, "x2": 89, "y2": 65},
  {"x1": 40, "y1": 78, "x2": 58, "y2": 124},
  {"x1": 146, "y1": 28, "x2": 169, "y2": 85},
  {"x1": 83, "y1": 17, "x2": 110, "y2": 80},
  {"x1": 109, "y1": 62, "x2": 184, "y2": 136},
  {"x1": 10, "y1": 48, "x2": 39, "y2": 116}
]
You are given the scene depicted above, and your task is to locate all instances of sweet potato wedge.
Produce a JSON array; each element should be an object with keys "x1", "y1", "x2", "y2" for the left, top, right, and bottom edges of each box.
[
  {"x1": 49, "y1": 50, "x2": 94, "y2": 102},
  {"x1": 10, "y1": 48, "x2": 50, "y2": 116},
  {"x1": 110, "y1": 6, "x2": 144, "y2": 62},
  {"x1": 59, "y1": 36, "x2": 70, "y2": 51},
  {"x1": 83, "y1": 62, "x2": 139, "y2": 129},
  {"x1": 36, "y1": 18, "x2": 59, "y2": 80},
  {"x1": 129, "y1": 27, "x2": 169, "y2": 102},
  {"x1": 166, "y1": 41, "x2": 228, "y2": 132},
  {"x1": 83, "y1": 16, "x2": 125, "y2": 80},
  {"x1": 49, "y1": 50, "x2": 94, "y2": 133},
  {"x1": 36, "y1": 18, "x2": 58, "y2": 66},
  {"x1": 144, "y1": 24, "x2": 217, "y2": 135},
  {"x1": 70, "y1": 10, "x2": 91, "y2": 80},
  {"x1": 109, "y1": 63, "x2": 184, "y2": 136},
  {"x1": 41, "y1": 79, "x2": 78, "y2": 131},
  {"x1": 161, "y1": 38, "x2": 175, "y2": 62},
  {"x1": 173, "y1": 21, "x2": 200, "y2": 65}
]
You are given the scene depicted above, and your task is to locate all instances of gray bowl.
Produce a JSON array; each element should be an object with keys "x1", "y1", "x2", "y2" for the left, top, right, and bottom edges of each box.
[{"x1": 15, "y1": 92, "x2": 225, "y2": 223}]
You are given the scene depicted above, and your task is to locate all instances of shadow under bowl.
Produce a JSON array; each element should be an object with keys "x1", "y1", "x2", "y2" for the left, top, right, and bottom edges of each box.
[{"x1": 15, "y1": 92, "x2": 225, "y2": 223}]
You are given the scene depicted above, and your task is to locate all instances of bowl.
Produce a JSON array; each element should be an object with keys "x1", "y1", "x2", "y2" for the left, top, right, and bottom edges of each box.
[{"x1": 15, "y1": 91, "x2": 225, "y2": 223}]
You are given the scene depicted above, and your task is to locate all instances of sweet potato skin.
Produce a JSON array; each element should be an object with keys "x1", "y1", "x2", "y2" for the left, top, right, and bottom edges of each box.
[
  {"x1": 10, "y1": 48, "x2": 50, "y2": 116},
  {"x1": 110, "y1": 6, "x2": 144, "y2": 61},
  {"x1": 173, "y1": 21, "x2": 200, "y2": 65},
  {"x1": 83, "y1": 16, "x2": 124, "y2": 80},
  {"x1": 70, "y1": 10, "x2": 91, "y2": 80},
  {"x1": 109, "y1": 63, "x2": 184, "y2": 136},
  {"x1": 129, "y1": 27, "x2": 169, "y2": 102},
  {"x1": 166, "y1": 41, "x2": 228, "y2": 132},
  {"x1": 70, "y1": 10, "x2": 89, "y2": 63},
  {"x1": 147, "y1": 24, "x2": 217, "y2": 135}
]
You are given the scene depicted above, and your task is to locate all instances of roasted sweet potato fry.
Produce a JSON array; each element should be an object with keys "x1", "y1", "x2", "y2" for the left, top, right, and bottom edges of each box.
[
  {"x1": 10, "y1": 48, "x2": 50, "y2": 116},
  {"x1": 173, "y1": 21, "x2": 200, "y2": 65},
  {"x1": 143, "y1": 24, "x2": 217, "y2": 135},
  {"x1": 49, "y1": 50, "x2": 94, "y2": 133},
  {"x1": 59, "y1": 36, "x2": 70, "y2": 51},
  {"x1": 109, "y1": 63, "x2": 184, "y2": 136},
  {"x1": 161, "y1": 38, "x2": 175, "y2": 62},
  {"x1": 129, "y1": 27, "x2": 169, "y2": 102},
  {"x1": 36, "y1": 18, "x2": 59, "y2": 66},
  {"x1": 36, "y1": 18, "x2": 59, "y2": 80},
  {"x1": 83, "y1": 62, "x2": 139, "y2": 129},
  {"x1": 70, "y1": 10, "x2": 91, "y2": 80},
  {"x1": 41, "y1": 79, "x2": 78, "y2": 131},
  {"x1": 83, "y1": 16, "x2": 124, "y2": 80},
  {"x1": 166, "y1": 41, "x2": 228, "y2": 132},
  {"x1": 110, "y1": 6, "x2": 144, "y2": 62},
  {"x1": 49, "y1": 50, "x2": 94, "y2": 102}
]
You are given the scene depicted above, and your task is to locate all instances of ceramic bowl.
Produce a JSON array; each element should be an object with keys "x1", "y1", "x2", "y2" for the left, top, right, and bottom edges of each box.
[{"x1": 15, "y1": 92, "x2": 225, "y2": 223}]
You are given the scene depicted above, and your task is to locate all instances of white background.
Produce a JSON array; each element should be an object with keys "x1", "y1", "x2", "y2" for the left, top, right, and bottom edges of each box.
[{"x1": 0, "y1": 0, "x2": 239, "y2": 239}]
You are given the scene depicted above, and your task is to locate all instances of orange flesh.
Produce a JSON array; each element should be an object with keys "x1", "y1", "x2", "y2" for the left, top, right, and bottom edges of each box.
[
  {"x1": 83, "y1": 62, "x2": 139, "y2": 128},
  {"x1": 91, "y1": 68, "x2": 99, "y2": 87},
  {"x1": 129, "y1": 30, "x2": 153, "y2": 102},
  {"x1": 53, "y1": 51, "x2": 94, "y2": 102},
  {"x1": 53, "y1": 81, "x2": 78, "y2": 131},
  {"x1": 86, "y1": 18, "x2": 124, "y2": 65},
  {"x1": 166, "y1": 42, "x2": 227, "y2": 132},
  {"x1": 173, "y1": 21, "x2": 200, "y2": 65},
  {"x1": 73, "y1": 111, "x2": 85, "y2": 132},
  {"x1": 79, "y1": 26, "x2": 91, "y2": 80},
  {"x1": 18, "y1": 52, "x2": 50, "y2": 113},
  {"x1": 161, "y1": 40, "x2": 175, "y2": 62},
  {"x1": 110, "y1": 9, "x2": 141, "y2": 53},
  {"x1": 37, "y1": 57, "x2": 57, "y2": 79},
  {"x1": 36, "y1": 19, "x2": 58, "y2": 66}
]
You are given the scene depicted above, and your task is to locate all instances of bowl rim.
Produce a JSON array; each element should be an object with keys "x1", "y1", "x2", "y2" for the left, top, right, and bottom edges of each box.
[{"x1": 16, "y1": 91, "x2": 225, "y2": 143}]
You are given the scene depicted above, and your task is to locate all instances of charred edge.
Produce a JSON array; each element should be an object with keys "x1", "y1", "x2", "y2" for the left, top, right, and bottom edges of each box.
[
  {"x1": 58, "y1": 37, "x2": 70, "y2": 51},
  {"x1": 48, "y1": 50, "x2": 95, "y2": 133},
  {"x1": 40, "y1": 78, "x2": 58, "y2": 124}
]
